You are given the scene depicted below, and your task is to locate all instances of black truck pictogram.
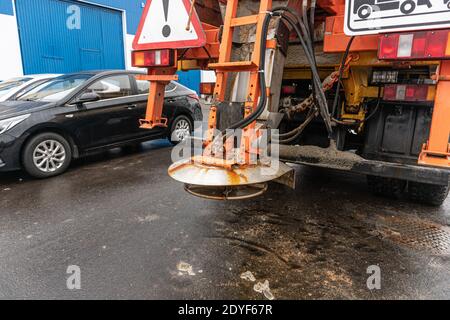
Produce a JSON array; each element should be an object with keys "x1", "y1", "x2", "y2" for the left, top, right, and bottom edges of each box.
[{"x1": 354, "y1": 0, "x2": 434, "y2": 19}]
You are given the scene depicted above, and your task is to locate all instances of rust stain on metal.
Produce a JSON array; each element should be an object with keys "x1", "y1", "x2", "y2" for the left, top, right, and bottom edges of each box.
[
  {"x1": 226, "y1": 168, "x2": 249, "y2": 185},
  {"x1": 168, "y1": 162, "x2": 191, "y2": 174}
]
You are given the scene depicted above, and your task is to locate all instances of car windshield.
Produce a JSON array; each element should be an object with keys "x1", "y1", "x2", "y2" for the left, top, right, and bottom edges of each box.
[
  {"x1": 0, "y1": 78, "x2": 32, "y2": 98},
  {"x1": 18, "y1": 74, "x2": 94, "y2": 102}
]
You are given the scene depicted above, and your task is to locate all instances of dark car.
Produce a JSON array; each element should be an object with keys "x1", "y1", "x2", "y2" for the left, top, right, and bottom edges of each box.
[{"x1": 0, "y1": 70, "x2": 202, "y2": 178}]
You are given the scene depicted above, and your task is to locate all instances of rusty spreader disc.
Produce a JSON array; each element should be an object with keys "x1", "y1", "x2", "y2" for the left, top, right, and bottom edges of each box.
[
  {"x1": 184, "y1": 183, "x2": 268, "y2": 200},
  {"x1": 168, "y1": 159, "x2": 293, "y2": 187}
]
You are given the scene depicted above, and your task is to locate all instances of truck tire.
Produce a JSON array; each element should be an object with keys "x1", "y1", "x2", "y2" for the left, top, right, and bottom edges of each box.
[
  {"x1": 400, "y1": 1, "x2": 416, "y2": 14},
  {"x1": 407, "y1": 182, "x2": 449, "y2": 206},
  {"x1": 22, "y1": 132, "x2": 72, "y2": 179},
  {"x1": 367, "y1": 175, "x2": 407, "y2": 199}
]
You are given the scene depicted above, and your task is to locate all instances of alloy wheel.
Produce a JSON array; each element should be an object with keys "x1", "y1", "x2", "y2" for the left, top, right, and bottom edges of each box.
[{"x1": 33, "y1": 140, "x2": 66, "y2": 173}]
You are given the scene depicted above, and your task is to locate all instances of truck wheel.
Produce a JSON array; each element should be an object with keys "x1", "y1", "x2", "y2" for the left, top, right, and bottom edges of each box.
[
  {"x1": 367, "y1": 175, "x2": 406, "y2": 199},
  {"x1": 357, "y1": 5, "x2": 372, "y2": 19},
  {"x1": 407, "y1": 182, "x2": 449, "y2": 206},
  {"x1": 400, "y1": 1, "x2": 416, "y2": 14},
  {"x1": 22, "y1": 132, "x2": 72, "y2": 179}
]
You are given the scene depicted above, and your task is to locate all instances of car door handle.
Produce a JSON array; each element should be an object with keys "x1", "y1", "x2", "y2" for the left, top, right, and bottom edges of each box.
[{"x1": 126, "y1": 104, "x2": 137, "y2": 110}]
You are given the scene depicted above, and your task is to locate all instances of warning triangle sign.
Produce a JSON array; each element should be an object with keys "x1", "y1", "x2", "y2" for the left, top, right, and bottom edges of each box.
[{"x1": 133, "y1": 0, "x2": 206, "y2": 50}]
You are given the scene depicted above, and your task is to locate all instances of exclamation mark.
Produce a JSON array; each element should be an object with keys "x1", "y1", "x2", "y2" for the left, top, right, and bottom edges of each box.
[{"x1": 162, "y1": 0, "x2": 171, "y2": 38}]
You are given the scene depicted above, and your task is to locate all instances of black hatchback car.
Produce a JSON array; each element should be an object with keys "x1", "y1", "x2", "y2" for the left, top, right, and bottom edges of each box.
[{"x1": 0, "y1": 70, "x2": 202, "y2": 178}]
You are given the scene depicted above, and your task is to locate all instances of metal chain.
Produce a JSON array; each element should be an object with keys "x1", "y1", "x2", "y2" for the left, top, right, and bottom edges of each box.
[{"x1": 285, "y1": 53, "x2": 355, "y2": 117}]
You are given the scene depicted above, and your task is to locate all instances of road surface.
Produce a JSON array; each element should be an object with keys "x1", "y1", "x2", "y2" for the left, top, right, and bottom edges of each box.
[{"x1": 0, "y1": 139, "x2": 449, "y2": 299}]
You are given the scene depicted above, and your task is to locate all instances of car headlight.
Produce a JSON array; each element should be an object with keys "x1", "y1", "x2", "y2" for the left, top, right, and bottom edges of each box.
[{"x1": 0, "y1": 114, "x2": 30, "y2": 135}]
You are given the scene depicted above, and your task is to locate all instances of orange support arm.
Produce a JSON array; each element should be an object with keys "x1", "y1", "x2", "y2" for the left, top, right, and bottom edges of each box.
[
  {"x1": 419, "y1": 60, "x2": 450, "y2": 168},
  {"x1": 137, "y1": 70, "x2": 178, "y2": 130}
]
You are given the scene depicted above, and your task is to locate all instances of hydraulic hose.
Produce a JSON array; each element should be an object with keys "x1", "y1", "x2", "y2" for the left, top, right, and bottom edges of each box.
[
  {"x1": 221, "y1": 13, "x2": 271, "y2": 133},
  {"x1": 222, "y1": 6, "x2": 333, "y2": 139},
  {"x1": 271, "y1": 7, "x2": 333, "y2": 135},
  {"x1": 331, "y1": 36, "x2": 355, "y2": 119}
]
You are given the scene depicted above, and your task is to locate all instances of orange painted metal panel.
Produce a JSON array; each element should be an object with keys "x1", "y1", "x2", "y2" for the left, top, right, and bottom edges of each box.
[{"x1": 323, "y1": 15, "x2": 379, "y2": 53}]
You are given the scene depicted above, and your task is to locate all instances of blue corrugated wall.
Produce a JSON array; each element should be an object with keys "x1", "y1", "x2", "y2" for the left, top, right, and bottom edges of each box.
[
  {"x1": 16, "y1": 0, "x2": 125, "y2": 74},
  {"x1": 80, "y1": 0, "x2": 143, "y2": 35},
  {"x1": 177, "y1": 70, "x2": 201, "y2": 94},
  {"x1": 2, "y1": 0, "x2": 201, "y2": 92},
  {"x1": 0, "y1": 0, "x2": 14, "y2": 15}
]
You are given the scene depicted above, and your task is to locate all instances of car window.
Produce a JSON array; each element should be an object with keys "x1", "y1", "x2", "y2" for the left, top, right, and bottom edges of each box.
[
  {"x1": 166, "y1": 82, "x2": 177, "y2": 92},
  {"x1": 13, "y1": 79, "x2": 50, "y2": 100},
  {"x1": 136, "y1": 79, "x2": 150, "y2": 94},
  {"x1": 18, "y1": 74, "x2": 93, "y2": 102},
  {"x1": 0, "y1": 78, "x2": 32, "y2": 98},
  {"x1": 85, "y1": 75, "x2": 132, "y2": 100},
  {"x1": 133, "y1": 76, "x2": 177, "y2": 94}
]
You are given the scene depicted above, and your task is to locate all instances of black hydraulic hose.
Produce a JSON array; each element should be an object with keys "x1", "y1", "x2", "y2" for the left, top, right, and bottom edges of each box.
[
  {"x1": 276, "y1": 107, "x2": 317, "y2": 138},
  {"x1": 309, "y1": 0, "x2": 316, "y2": 44},
  {"x1": 270, "y1": 7, "x2": 329, "y2": 120},
  {"x1": 271, "y1": 8, "x2": 332, "y2": 134},
  {"x1": 302, "y1": 0, "x2": 311, "y2": 48},
  {"x1": 222, "y1": 7, "x2": 332, "y2": 138},
  {"x1": 308, "y1": 1, "x2": 317, "y2": 101},
  {"x1": 222, "y1": 13, "x2": 271, "y2": 133},
  {"x1": 331, "y1": 36, "x2": 355, "y2": 119},
  {"x1": 275, "y1": 108, "x2": 316, "y2": 144},
  {"x1": 272, "y1": 6, "x2": 315, "y2": 60},
  {"x1": 364, "y1": 87, "x2": 381, "y2": 122}
]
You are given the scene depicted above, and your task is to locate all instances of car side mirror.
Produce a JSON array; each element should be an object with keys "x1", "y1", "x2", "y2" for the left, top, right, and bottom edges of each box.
[{"x1": 74, "y1": 92, "x2": 100, "y2": 105}]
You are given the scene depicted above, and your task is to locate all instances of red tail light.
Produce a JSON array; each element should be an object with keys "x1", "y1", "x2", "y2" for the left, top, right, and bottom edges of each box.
[
  {"x1": 383, "y1": 84, "x2": 433, "y2": 102},
  {"x1": 200, "y1": 83, "x2": 214, "y2": 95},
  {"x1": 281, "y1": 85, "x2": 296, "y2": 95},
  {"x1": 132, "y1": 50, "x2": 175, "y2": 67},
  {"x1": 379, "y1": 30, "x2": 450, "y2": 60}
]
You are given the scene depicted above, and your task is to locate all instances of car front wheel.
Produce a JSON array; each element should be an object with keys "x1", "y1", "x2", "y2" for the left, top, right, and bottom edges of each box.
[
  {"x1": 169, "y1": 115, "x2": 193, "y2": 145},
  {"x1": 22, "y1": 132, "x2": 72, "y2": 178}
]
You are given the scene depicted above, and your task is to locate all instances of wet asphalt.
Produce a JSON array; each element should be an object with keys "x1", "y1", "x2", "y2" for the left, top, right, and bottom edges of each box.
[{"x1": 0, "y1": 137, "x2": 449, "y2": 300}]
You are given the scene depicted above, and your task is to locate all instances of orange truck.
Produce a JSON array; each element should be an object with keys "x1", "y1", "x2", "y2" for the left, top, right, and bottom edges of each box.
[{"x1": 131, "y1": 0, "x2": 450, "y2": 205}]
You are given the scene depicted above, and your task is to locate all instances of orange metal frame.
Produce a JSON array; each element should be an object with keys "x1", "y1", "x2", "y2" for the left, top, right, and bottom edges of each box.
[
  {"x1": 319, "y1": 0, "x2": 449, "y2": 169},
  {"x1": 136, "y1": 0, "x2": 450, "y2": 171},
  {"x1": 205, "y1": 0, "x2": 273, "y2": 163},
  {"x1": 419, "y1": 60, "x2": 450, "y2": 168},
  {"x1": 138, "y1": 69, "x2": 178, "y2": 129},
  {"x1": 138, "y1": 23, "x2": 220, "y2": 130}
]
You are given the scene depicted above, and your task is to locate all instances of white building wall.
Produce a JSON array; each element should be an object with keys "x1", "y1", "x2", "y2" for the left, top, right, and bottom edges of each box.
[
  {"x1": 0, "y1": 13, "x2": 23, "y2": 81},
  {"x1": 125, "y1": 33, "x2": 145, "y2": 71},
  {"x1": 201, "y1": 70, "x2": 216, "y2": 83}
]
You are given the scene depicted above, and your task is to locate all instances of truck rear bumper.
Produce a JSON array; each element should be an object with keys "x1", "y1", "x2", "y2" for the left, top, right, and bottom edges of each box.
[{"x1": 279, "y1": 145, "x2": 450, "y2": 186}]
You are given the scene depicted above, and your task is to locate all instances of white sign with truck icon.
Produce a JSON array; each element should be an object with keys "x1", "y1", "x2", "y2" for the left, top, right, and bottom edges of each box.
[{"x1": 345, "y1": 0, "x2": 450, "y2": 35}]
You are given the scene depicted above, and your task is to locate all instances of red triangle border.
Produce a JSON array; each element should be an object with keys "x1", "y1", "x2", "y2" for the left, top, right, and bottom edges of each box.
[{"x1": 132, "y1": 0, "x2": 206, "y2": 50}]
